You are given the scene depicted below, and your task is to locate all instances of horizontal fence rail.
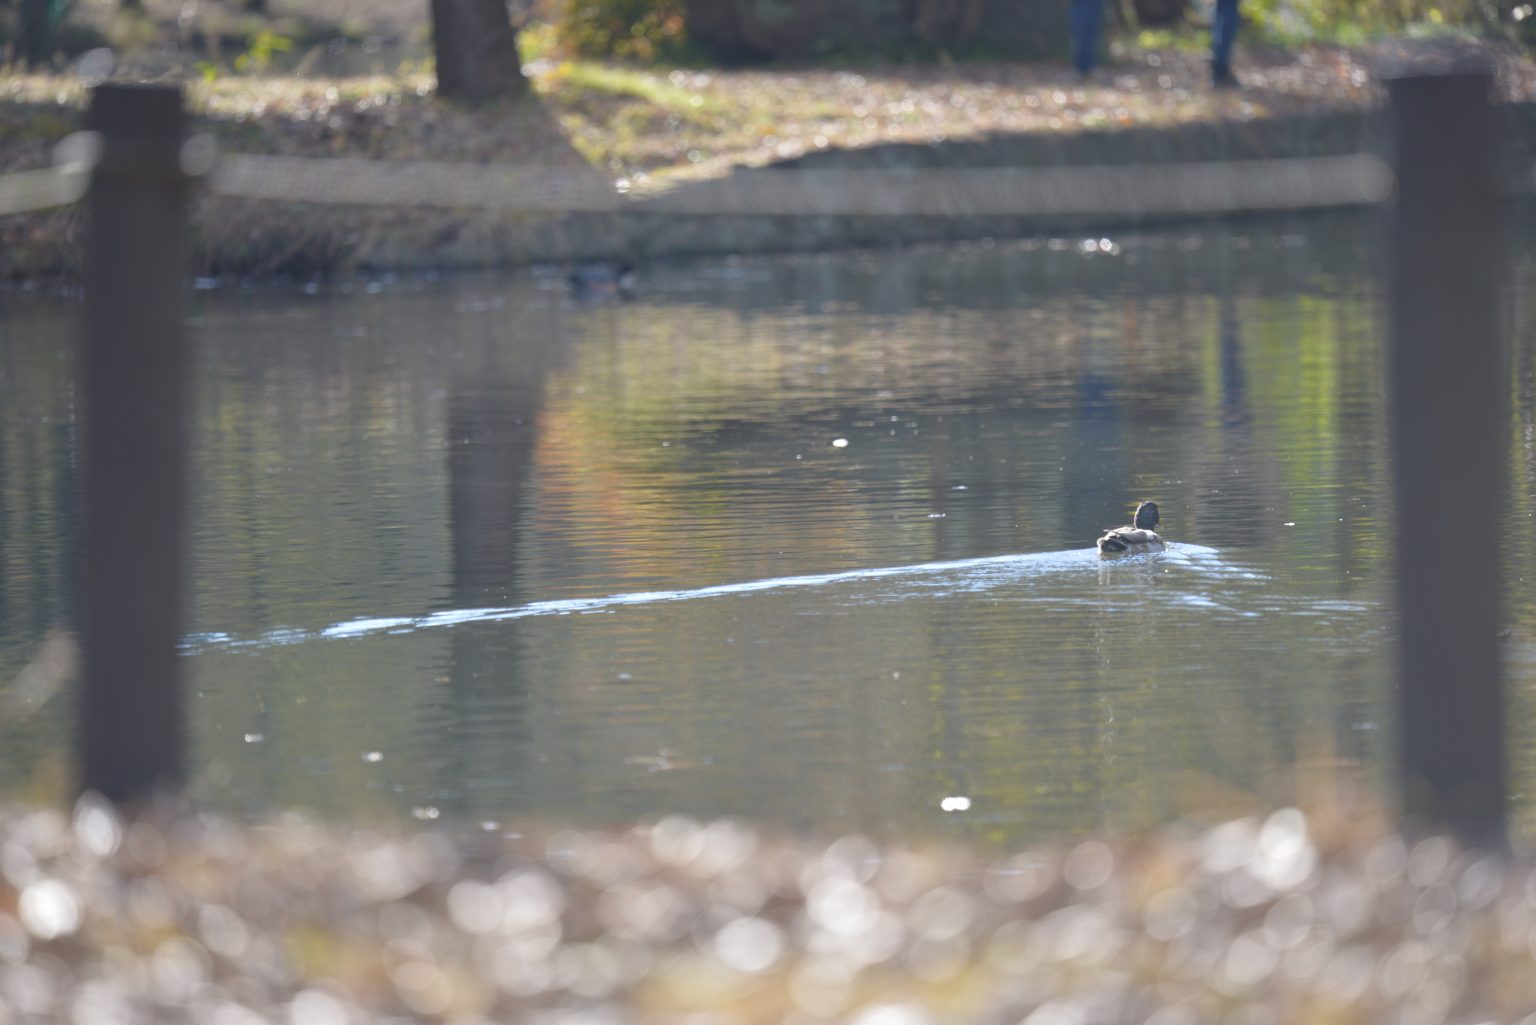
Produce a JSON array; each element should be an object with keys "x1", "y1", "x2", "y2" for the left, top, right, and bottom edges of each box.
[{"x1": 2, "y1": 135, "x2": 1399, "y2": 219}]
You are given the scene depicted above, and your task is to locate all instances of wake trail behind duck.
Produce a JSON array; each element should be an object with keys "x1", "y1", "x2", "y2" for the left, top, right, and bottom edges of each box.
[{"x1": 186, "y1": 543, "x2": 1241, "y2": 653}]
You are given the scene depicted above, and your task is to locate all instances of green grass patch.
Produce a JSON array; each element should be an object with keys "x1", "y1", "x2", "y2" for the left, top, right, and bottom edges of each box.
[
  {"x1": 547, "y1": 62, "x2": 726, "y2": 119},
  {"x1": 1238, "y1": 0, "x2": 1510, "y2": 46},
  {"x1": 1133, "y1": 26, "x2": 1212, "y2": 51}
]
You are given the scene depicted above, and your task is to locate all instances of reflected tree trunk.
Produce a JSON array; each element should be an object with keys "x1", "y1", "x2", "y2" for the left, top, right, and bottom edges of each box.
[
  {"x1": 1061, "y1": 295, "x2": 1131, "y2": 548},
  {"x1": 429, "y1": 316, "x2": 557, "y2": 818},
  {"x1": 447, "y1": 368, "x2": 544, "y2": 611},
  {"x1": 1207, "y1": 291, "x2": 1267, "y2": 549}
]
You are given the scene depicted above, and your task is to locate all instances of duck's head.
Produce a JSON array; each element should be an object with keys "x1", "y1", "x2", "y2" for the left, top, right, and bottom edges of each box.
[{"x1": 1133, "y1": 500, "x2": 1160, "y2": 531}]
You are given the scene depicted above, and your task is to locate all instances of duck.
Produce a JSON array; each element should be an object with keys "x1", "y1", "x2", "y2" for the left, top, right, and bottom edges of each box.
[
  {"x1": 567, "y1": 261, "x2": 635, "y2": 299},
  {"x1": 1096, "y1": 500, "x2": 1164, "y2": 553}
]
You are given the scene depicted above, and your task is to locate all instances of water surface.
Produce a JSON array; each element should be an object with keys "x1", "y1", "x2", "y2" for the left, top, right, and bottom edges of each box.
[{"x1": 7, "y1": 214, "x2": 1535, "y2": 845}]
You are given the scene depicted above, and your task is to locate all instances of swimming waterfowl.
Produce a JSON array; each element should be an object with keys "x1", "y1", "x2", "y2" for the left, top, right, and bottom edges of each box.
[
  {"x1": 567, "y1": 261, "x2": 635, "y2": 299},
  {"x1": 1096, "y1": 500, "x2": 1163, "y2": 553}
]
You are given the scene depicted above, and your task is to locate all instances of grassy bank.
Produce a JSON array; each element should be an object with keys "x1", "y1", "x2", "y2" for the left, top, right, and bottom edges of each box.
[{"x1": 4, "y1": 16, "x2": 1536, "y2": 279}]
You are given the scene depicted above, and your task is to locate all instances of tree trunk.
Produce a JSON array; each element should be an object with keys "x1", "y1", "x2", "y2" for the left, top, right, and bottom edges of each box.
[{"x1": 430, "y1": 0, "x2": 527, "y2": 103}]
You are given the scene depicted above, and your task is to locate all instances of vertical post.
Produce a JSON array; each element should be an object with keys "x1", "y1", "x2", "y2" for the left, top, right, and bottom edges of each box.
[
  {"x1": 19, "y1": 0, "x2": 53, "y2": 68},
  {"x1": 1387, "y1": 67, "x2": 1507, "y2": 847},
  {"x1": 79, "y1": 85, "x2": 192, "y2": 802}
]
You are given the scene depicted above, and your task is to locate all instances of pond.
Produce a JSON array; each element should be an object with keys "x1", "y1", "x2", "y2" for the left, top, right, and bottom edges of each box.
[{"x1": 5, "y1": 212, "x2": 1536, "y2": 847}]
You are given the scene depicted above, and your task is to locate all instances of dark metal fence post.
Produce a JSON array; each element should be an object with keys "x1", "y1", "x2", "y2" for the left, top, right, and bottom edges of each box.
[
  {"x1": 18, "y1": 0, "x2": 54, "y2": 68},
  {"x1": 79, "y1": 85, "x2": 192, "y2": 802},
  {"x1": 1386, "y1": 66, "x2": 1507, "y2": 847}
]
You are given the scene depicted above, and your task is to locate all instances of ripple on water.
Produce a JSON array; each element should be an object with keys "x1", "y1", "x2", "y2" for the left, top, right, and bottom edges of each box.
[{"x1": 183, "y1": 543, "x2": 1343, "y2": 655}]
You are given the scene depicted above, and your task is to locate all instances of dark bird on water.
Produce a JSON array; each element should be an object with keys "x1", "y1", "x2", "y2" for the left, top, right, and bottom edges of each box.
[
  {"x1": 567, "y1": 262, "x2": 635, "y2": 299},
  {"x1": 1096, "y1": 500, "x2": 1164, "y2": 553}
]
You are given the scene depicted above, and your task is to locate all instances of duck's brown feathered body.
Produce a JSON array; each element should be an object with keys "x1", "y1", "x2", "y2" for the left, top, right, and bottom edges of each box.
[{"x1": 1097, "y1": 500, "x2": 1163, "y2": 553}]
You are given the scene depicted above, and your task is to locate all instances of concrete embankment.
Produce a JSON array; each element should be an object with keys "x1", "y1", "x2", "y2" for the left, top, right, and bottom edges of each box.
[
  {"x1": 6, "y1": 98, "x2": 1534, "y2": 280},
  {"x1": 379, "y1": 101, "x2": 1536, "y2": 273}
]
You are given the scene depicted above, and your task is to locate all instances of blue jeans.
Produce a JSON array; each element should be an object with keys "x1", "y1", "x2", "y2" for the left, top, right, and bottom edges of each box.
[
  {"x1": 1074, "y1": 0, "x2": 1236, "y2": 78},
  {"x1": 1211, "y1": 0, "x2": 1240, "y2": 76},
  {"x1": 1071, "y1": 0, "x2": 1105, "y2": 74}
]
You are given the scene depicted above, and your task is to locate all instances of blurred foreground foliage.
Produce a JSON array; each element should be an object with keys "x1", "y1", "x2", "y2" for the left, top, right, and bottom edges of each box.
[{"x1": 1, "y1": 794, "x2": 1535, "y2": 1024}]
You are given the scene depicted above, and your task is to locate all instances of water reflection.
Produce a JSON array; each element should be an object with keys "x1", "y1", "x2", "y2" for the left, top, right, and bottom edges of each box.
[
  {"x1": 0, "y1": 303, "x2": 78, "y2": 793},
  {"x1": 432, "y1": 315, "x2": 557, "y2": 820},
  {"x1": 0, "y1": 213, "x2": 1496, "y2": 845}
]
